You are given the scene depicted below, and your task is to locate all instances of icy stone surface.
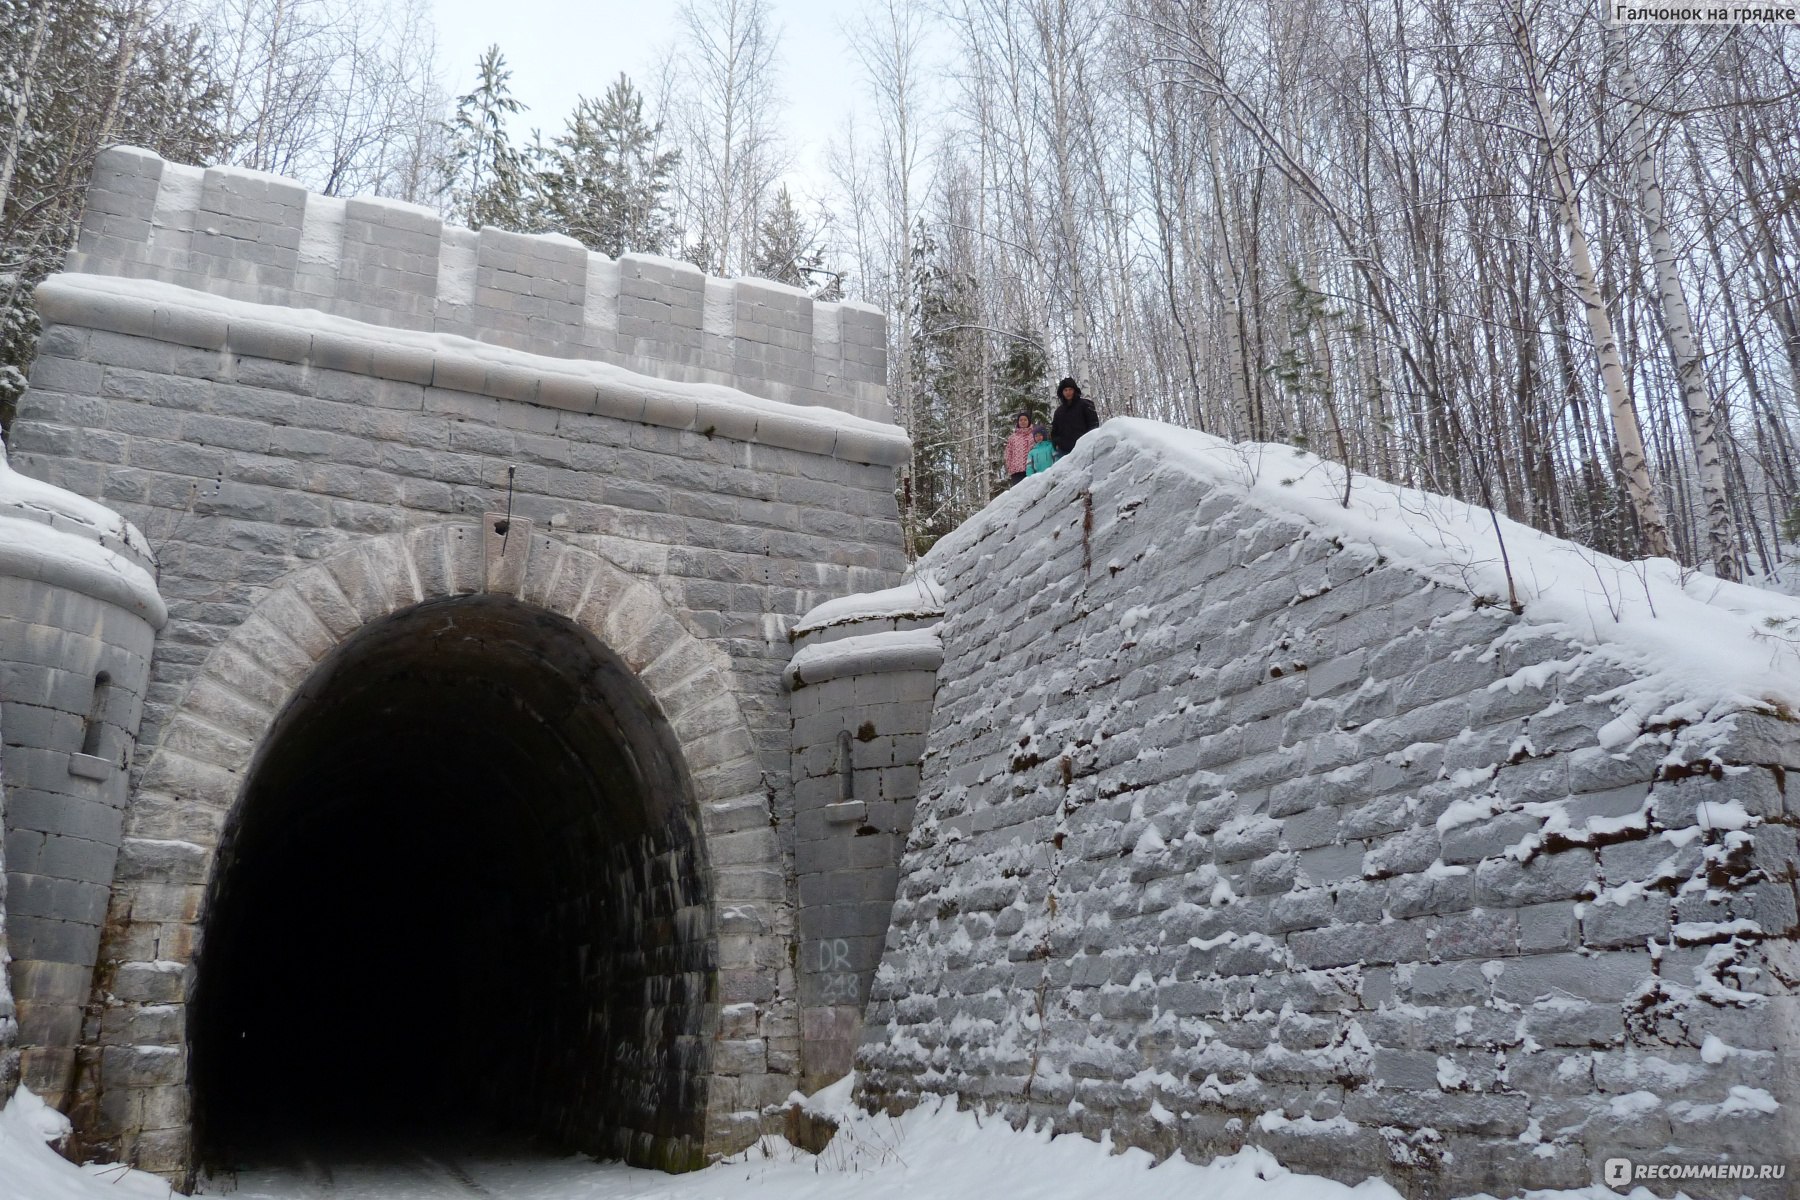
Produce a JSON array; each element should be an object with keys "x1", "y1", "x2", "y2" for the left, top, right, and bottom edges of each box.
[{"x1": 855, "y1": 423, "x2": 1800, "y2": 1200}]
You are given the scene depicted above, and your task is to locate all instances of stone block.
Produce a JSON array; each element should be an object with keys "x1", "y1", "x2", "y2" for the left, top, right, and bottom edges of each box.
[
  {"x1": 1489, "y1": 951, "x2": 1652, "y2": 1006},
  {"x1": 1716, "y1": 711, "x2": 1800, "y2": 768},
  {"x1": 1653, "y1": 770, "x2": 1787, "y2": 827},
  {"x1": 1517, "y1": 900, "x2": 1579, "y2": 953},
  {"x1": 1441, "y1": 811, "x2": 1538, "y2": 864},
  {"x1": 228, "y1": 318, "x2": 311, "y2": 363},
  {"x1": 12, "y1": 917, "x2": 103, "y2": 967},
  {"x1": 110, "y1": 963, "x2": 186, "y2": 1005},
  {"x1": 1296, "y1": 842, "x2": 1363, "y2": 885},
  {"x1": 1474, "y1": 850, "x2": 1597, "y2": 906}
]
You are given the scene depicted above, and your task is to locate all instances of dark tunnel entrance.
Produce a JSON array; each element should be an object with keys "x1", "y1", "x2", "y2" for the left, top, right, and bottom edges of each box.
[{"x1": 191, "y1": 595, "x2": 716, "y2": 1174}]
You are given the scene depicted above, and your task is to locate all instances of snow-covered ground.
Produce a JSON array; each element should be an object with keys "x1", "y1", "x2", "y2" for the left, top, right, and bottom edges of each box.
[
  {"x1": 0, "y1": 1088, "x2": 171, "y2": 1200},
  {"x1": 1, "y1": 1080, "x2": 1674, "y2": 1200}
]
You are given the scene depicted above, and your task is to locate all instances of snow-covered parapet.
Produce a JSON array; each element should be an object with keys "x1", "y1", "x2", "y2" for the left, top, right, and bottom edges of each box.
[
  {"x1": 786, "y1": 628, "x2": 944, "y2": 689},
  {"x1": 790, "y1": 572, "x2": 946, "y2": 646},
  {"x1": 857, "y1": 420, "x2": 1800, "y2": 1199},
  {"x1": 0, "y1": 440, "x2": 163, "y2": 626},
  {"x1": 69, "y1": 146, "x2": 889, "y2": 423},
  {"x1": 33, "y1": 273, "x2": 909, "y2": 468}
]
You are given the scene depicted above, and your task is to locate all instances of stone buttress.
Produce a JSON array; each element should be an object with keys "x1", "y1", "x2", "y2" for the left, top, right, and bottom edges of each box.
[{"x1": 0, "y1": 441, "x2": 166, "y2": 1117}]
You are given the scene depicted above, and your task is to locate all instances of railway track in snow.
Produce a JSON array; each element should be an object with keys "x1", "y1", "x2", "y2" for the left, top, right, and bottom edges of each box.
[{"x1": 201, "y1": 1147, "x2": 496, "y2": 1198}]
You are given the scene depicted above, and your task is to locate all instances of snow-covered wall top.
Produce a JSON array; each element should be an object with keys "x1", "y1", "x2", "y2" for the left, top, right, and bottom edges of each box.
[
  {"x1": 856, "y1": 420, "x2": 1800, "y2": 1199},
  {"x1": 32, "y1": 273, "x2": 909, "y2": 470},
  {"x1": 792, "y1": 573, "x2": 946, "y2": 640},
  {"x1": 929, "y1": 422, "x2": 1800, "y2": 731},
  {"x1": 69, "y1": 147, "x2": 889, "y2": 424},
  {"x1": 0, "y1": 439, "x2": 164, "y2": 627}
]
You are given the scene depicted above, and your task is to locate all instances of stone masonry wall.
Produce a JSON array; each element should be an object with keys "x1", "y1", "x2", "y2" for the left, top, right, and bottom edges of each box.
[
  {"x1": 0, "y1": 575, "x2": 158, "y2": 1110},
  {"x1": 18, "y1": 273, "x2": 906, "y2": 796},
  {"x1": 857, "y1": 431, "x2": 1800, "y2": 1199},
  {"x1": 71, "y1": 147, "x2": 888, "y2": 422},
  {"x1": 0, "y1": 703, "x2": 17, "y2": 1107},
  {"x1": 0, "y1": 444, "x2": 165, "y2": 1116},
  {"x1": 786, "y1": 608, "x2": 942, "y2": 1090},
  {"x1": 10, "y1": 270, "x2": 907, "y2": 1175}
]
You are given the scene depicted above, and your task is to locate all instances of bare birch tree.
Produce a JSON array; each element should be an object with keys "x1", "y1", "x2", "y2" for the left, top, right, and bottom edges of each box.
[
  {"x1": 671, "y1": 0, "x2": 785, "y2": 276},
  {"x1": 1507, "y1": 1, "x2": 1669, "y2": 555}
]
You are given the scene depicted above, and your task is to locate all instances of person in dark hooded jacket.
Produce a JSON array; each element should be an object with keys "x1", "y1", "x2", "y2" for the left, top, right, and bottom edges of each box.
[{"x1": 1049, "y1": 377, "x2": 1099, "y2": 458}]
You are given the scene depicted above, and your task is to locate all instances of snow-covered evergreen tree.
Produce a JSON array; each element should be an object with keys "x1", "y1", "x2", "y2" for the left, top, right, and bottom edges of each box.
[
  {"x1": 991, "y1": 330, "x2": 1048, "y2": 430},
  {"x1": 446, "y1": 44, "x2": 527, "y2": 231},
  {"x1": 751, "y1": 185, "x2": 837, "y2": 297},
  {"x1": 534, "y1": 74, "x2": 678, "y2": 257},
  {"x1": 906, "y1": 224, "x2": 983, "y2": 549}
]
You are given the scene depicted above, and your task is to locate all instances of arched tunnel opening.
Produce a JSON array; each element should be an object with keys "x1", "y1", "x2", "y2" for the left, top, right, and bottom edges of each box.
[{"x1": 191, "y1": 595, "x2": 716, "y2": 1174}]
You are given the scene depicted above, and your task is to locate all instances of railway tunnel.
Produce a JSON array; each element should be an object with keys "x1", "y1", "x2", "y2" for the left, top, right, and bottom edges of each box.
[{"x1": 189, "y1": 595, "x2": 715, "y2": 1172}]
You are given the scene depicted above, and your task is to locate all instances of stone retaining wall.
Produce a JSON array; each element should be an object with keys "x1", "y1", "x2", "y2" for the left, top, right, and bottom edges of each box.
[
  {"x1": 0, "y1": 702, "x2": 16, "y2": 1108},
  {"x1": 856, "y1": 431, "x2": 1799, "y2": 1199},
  {"x1": 0, "y1": 445, "x2": 164, "y2": 1115}
]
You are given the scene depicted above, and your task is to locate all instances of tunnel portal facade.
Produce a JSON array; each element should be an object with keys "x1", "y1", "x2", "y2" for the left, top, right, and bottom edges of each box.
[{"x1": 0, "y1": 146, "x2": 911, "y2": 1186}]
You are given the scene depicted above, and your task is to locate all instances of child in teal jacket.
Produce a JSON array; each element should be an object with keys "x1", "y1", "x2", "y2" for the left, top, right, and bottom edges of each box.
[{"x1": 1025, "y1": 425, "x2": 1055, "y2": 476}]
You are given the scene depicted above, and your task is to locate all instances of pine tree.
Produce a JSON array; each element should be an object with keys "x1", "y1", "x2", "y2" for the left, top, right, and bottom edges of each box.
[
  {"x1": 992, "y1": 330, "x2": 1048, "y2": 430},
  {"x1": 447, "y1": 44, "x2": 527, "y2": 231},
  {"x1": 907, "y1": 225, "x2": 984, "y2": 548},
  {"x1": 752, "y1": 185, "x2": 836, "y2": 295},
  {"x1": 536, "y1": 74, "x2": 677, "y2": 257}
]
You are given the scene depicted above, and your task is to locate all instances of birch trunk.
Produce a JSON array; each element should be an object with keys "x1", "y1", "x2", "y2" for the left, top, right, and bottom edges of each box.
[
  {"x1": 1505, "y1": 1, "x2": 1670, "y2": 559},
  {"x1": 1040, "y1": 1, "x2": 1093, "y2": 377},
  {"x1": 1614, "y1": 47, "x2": 1736, "y2": 578},
  {"x1": 1203, "y1": 95, "x2": 1255, "y2": 438},
  {"x1": 98, "y1": 4, "x2": 148, "y2": 149},
  {"x1": 0, "y1": 5, "x2": 53, "y2": 221}
]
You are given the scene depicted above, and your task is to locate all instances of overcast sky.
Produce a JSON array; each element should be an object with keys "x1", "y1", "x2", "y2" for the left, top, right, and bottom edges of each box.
[{"x1": 427, "y1": 0, "x2": 868, "y2": 198}]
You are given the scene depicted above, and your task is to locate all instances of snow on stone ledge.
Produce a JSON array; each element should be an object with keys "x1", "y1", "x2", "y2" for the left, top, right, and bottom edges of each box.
[
  {"x1": 0, "y1": 440, "x2": 166, "y2": 627},
  {"x1": 33, "y1": 273, "x2": 912, "y2": 468},
  {"x1": 786, "y1": 628, "x2": 944, "y2": 688},
  {"x1": 793, "y1": 571, "x2": 946, "y2": 637},
  {"x1": 931, "y1": 418, "x2": 1800, "y2": 742},
  {"x1": 1, "y1": 438, "x2": 152, "y2": 561}
]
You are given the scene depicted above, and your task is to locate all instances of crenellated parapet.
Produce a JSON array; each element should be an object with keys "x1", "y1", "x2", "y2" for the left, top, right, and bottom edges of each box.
[{"x1": 69, "y1": 146, "x2": 889, "y2": 423}]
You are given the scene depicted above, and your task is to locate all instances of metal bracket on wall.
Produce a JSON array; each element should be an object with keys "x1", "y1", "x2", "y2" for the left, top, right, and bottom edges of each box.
[{"x1": 483, "y1": 511, "x2": 534, "y2": 595}]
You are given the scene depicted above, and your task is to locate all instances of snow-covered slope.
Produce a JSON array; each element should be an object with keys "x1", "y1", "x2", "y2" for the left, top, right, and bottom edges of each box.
[
  {"x1": 935, "y1": 419, "x2": 1800, "y2": 733},
  {"x1": 0, "y1": 1089, "x2": 171, "y2": 1199}
]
